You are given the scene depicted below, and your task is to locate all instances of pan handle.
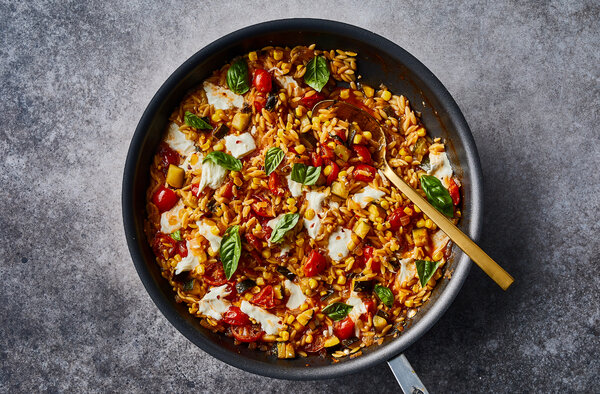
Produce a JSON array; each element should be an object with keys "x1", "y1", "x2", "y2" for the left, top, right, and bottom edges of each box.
[{"x1": 387, "y1": 354, "x2": 429, "y2": 394}]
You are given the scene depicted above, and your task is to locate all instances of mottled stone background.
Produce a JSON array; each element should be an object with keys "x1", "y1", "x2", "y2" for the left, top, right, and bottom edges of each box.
[{"x1": 1, "y1": 1, "x2": 598, "y2": 392}]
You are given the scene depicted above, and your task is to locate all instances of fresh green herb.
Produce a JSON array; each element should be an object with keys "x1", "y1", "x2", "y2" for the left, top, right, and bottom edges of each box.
[
  {"x1": 322, "y1": 302, "x2": 353, "y2": 321},
  {"x1": 170, "y1": 230, "x2": 182, "y2": 241},
  {"x1": 220, "y1": 225, "x2": 241, "y2": 279},
  {"x1": 419, "y1": 156, "x2": 431, "y2": 172},
  {"x1": 203, "y1": 151, "x2": 243, "y2": 171},
  {"x1": 226, "y1": 59, "x2": 250, "y2": 94},
  {"x1": 290, "y1": 163, "x2": 321, "y2": 185},
  {"x1": 374, "y1": 284, "x2": 395, "y2": 307},
  {"x1": 304, "y1": 56, "x2": 330, "y2": 92},
  {"x1": 183, "y1": 279, "x2": 195, "y2": 291},
  {"x1": 184, "y1": 111, "x2": 212, "y2": 130},
  {"x1": 420, "y1": 175, "x2": 454, "y2": 217},
  {"x1": 269, "y1": 213, "x2": 300, "y2": 243},
  {"x1": 415, "y1": 259, "x2": 442, "y2": 288},
  {"x1": 264, "y1": 147, "x2": 285, "y2": 175}
]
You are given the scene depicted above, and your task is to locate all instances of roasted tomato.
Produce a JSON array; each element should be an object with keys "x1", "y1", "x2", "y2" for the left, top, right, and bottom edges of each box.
[
  {"x1": 250, "y1": 285, "x2": 276, "y2": 309},
  {"x1": 231, "y1": 325, "x2": 264, "y2": 342},
  {"x1": 303, "y1": 250, "x2": 328, "y2": 277},
  {"x1": 152, "y1": 233, "x2": 187, "y2": 258},
  {"x1": 158, "y1": 143, "x2": 180, "y2": 171},
  {"x1": 447, "y1": 178, "x2": 460, "y2": 205},
  {"x1": 203, "y1": 263, "x2": 227, "y2": 286},
  {"x1": 362, "y1": 299, "x2": 376, "y2": 320},
  {"x1": 300, "y1": 92, "x2": 326, "y2": 110},
  {"x1": 353, "y1": 164, "x2": 377, "y2": 183},
  {"x1": 219, "y1": 180, "x2": 235, "y2": 199},
  {"x1": 152, "y1": 186, "x2": 179, "y2": 212},
  {"x1": 252, "y1": 68, "x2": 272, "y2": 93},
  {"x1": 303, "y1": 335, "x2": 326, "y2": 353},
  {"x1": 222, "y1": 306, "x2": 251, "y2": 326},
  {"x1": 362, "y1": 245, "x2": 379, "y2": 272},
  {"x1": 326, "y1": 161, "x2": 339, "y2": 185},
  {"x1": 320, "y1": 145, "x2": 335, "y2": 160},
  {"x1": 254, "y1": 95, "x2": 266, "y2": 112},
  {"x1": 353, "y1": 145, "x2": 372, "y2": 164},
  {"x1": 251, "y1": 195, "x2": 274, "y2": 217},
  {"x1": 268, "y1": 172, "x2": 285, "y2": 196},
  {"x1": 245, "y1": 233, "x2": 263, "y2": 251},
  {"x1": 333, "y1": 317, "x2": 355, "y2": 340},
  {"x1": 388, "y1": 208, "x2": 410, "y2": 231},
  {"x1": 311, "y1": 151, "x2": 323, "y2": 168}
]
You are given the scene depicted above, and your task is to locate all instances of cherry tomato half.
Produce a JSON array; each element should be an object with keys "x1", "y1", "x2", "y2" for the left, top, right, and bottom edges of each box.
[
  {"x1": 311, "y1": 151, "x2": 323, "y2": 168},
  {"x1": 303, "y1": 335, "x2": 326, "y2": 353},
  {"x1": 151, "y1": 233, "x2": 187, "y2": 258},
  {"x1": 250, "y1": 285, "x2": 276, "y2": 309},
  {"x1": 158, "y1": 143, "x2": 180, "y2": 172},
  {"x1": 254, "y1": 95, "x2": 266, "y2": 112},
  {"x1": 353, "y1": 145, "x2": 372, "y2": 164},
  {"x1": 251, "y1": 195, "x2": 274, "y2": 217},
  {"x1": 219, "y1": 180, "x2": 235, "y2": 199},
  {"x1": 222, "y1": 306, "x2": 251, "y2": 326},
  {"x1": 320, "y1": 145, "x2": 335, "y2": 160},
  {"x1": 326, "y1": 161, "x2": 339, "y2": 185},
  {"x1": 333, "y1": 317, "x2": 355, "y2": 340},
  {"x1": 245, "y1": 233, "x2": 263, "y2": 251},
  {"x1": 300, "y1": 92, "x2": 326, "y2": 110},
  {"x1": 253, "y1": 69, "x2": 272, "y2": 93},
  {"x1": 203, "y1": 263, "x2": 227, "y2": 286},
  {"x1": 388, "y1": 208, "x2": 410, "y2": 231},
  {"x1": 353, "y1": 164, "x2": 377, "y2": 183},
  {"x1": 152, "y1": 186, "x2": 179, "y2": 212},
  {"x1": 303, "y1": 250, "x2": 328, "y2": 277},
  {"x1": 447, "y1": 178, "x2": 460, "y2": 206},
  {"x1": 268, "y1": 172, "x2": 285, "y2": 196},
  {"x1": 231, "y1": 325, "x2": 264, "y2": 342}
]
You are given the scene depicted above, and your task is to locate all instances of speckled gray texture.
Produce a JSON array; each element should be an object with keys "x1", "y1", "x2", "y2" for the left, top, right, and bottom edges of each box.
[{"x1": 1, "y1": 1, "x2": 598, "y2": 392}]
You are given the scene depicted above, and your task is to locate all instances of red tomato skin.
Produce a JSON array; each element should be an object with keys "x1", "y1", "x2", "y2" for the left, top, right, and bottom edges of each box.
[
  {"x1": 300, "y1": 92, "x2": 326, "y2": 109},
  {"x1": 176, "y1": 241, "x2": 188, "y2": 258},
  {"x1": 353, "y1": 145, "x2": 372, "y2": 164},
  {"x1": 326, "y1": 161, "x2": 339, "y2": 185},
  {"x1": 231, "y1": 325, "x2": 264, "y2": 342},
  {"x1": 245, "y1": 233, "x2": 263, "y2": 251},
  {"x1": 250, "y1": 195, "x2": 273, "y2": 217},
  {"x1": 158, "y1": 143, "x2": 180, "y2": 172},
  {"x1": 250, "y1": 286, "x2": 276, "y2": 309},
  {"x1": 221, "y1": 180, "x2": 234, "y2": 199},
  {"x1": 268, "y1": 172, "x2": 285, "y2": 196},
  {"x1": 303, "y1": 250, "x2": 328, "y2": 277},
  {"x1": 203, "y1": 263, "x2": 227, "y2": 286},
  {"x1": 254, "y1": 95, "x2": 266, "y2": 112},
  {"x1": 311, "y1": 152, "x2": 323, "y2": 167},
  {"x1": 152, "y1": 187, "x2": 179, "y2": 212},
  {"x1": 362, "y1": 299, "x2": 376, "y2": 321},
  {"x1": 222, "y1": 306, "x2": 251, "y2": 326},
  {"x1": 447, "y1": 178, "x2": 460, "y2": 205},
  {"x1": 353, "y1": 164, "x2": 376, "y2": 183},
  {"x1": 253, "y1": 69, "x2": 272, "y2": 93},
  {"x1": 333, "y1": 317, "x2": 355, "y2": 340},
  {"x1": 320, "y1": 145, "x2": 335, "y2": 160},
  {"x1": 388, "y1": 208, "x2": 410, "y2": 231}
]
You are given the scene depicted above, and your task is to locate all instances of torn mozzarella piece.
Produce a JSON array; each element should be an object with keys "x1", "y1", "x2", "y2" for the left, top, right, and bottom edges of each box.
[
  {"x1": 352, "y1": 186, "x2": 385, "y2": 208},
  {"x1": 180, "y1": 152, "x2": 203, "y2": 172},
  {"x1": 195, "y1": 220, "x2": 222, "y2": 252},
  {"x1": 327, "y1": 227, "x2": 352, "y2": 261},
  {"x1": 346, "y1": 292, "x2": 367, "y2": 322},
  {"x1": 279, "y1": 244, "x2": 291, "y2": 256},
  {"x1": 269, "y1": 67, "x2": 299, "y2": 90},
  {"x1": 428, "y1": 151, "x2": 453, "y2": 188},
  {"x1": 396, "y1": 258, "x2": 416, "y2": 287},
  {"x1": 197, "y1": 284, "x2": 231, "y2": 320},
  {"x1": 160, "y1": 200, "x2": 185, "y2": 233},
  {"x1": 240, "y1": 301, "x2": 283, "y2": 335},
  {"x1": 165, "y1": 123, "x2": 195, "y2": 156},
  {"x1": 284, "y1": 280, "x2": 306, "y2": 309},
  {"x1": 287, "y1": 174, "x2": 303, "y2": 198},
  {"x1": 203, "y1": 81, "x2": 244, "y2": 110},
  {"x1": 431, "y1": 230, "x2": 450, "y2": 256},
  {"x1": 174, "y1": 241, "x2": 200, "y2": 275},
  {"x1": 303, "y1": 191, "x2": 328, "y2": 239},
  {"x1": 197, "y1": 159, "x2": 227, "y2": 195},
  {"x1": 224, "y1": 132, "x2": 256, "y2": 158}
]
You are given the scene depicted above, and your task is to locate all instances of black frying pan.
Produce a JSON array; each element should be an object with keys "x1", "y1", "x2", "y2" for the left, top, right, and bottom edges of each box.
[{"x1": 122, "y1": 18, "x2": 483, "y2": 383}]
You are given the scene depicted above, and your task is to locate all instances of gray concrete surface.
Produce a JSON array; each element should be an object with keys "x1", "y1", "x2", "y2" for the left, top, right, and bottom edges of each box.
[{"x1": 1, "y1": 1, "x2": 598, "y2": 392}]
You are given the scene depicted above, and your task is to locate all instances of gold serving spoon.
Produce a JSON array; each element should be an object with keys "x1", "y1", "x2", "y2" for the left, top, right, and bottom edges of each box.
[{"x1": 313, "y1": 100, "x2": 514, "y2": 290}]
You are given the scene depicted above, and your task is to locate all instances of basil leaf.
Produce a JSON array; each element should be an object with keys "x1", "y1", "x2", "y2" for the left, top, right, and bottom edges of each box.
[
  {"x1": 203, "y1": 151, "x2": 243, "y2": 171},
  {"x1": 226, "y1": 59, "x2": 250, "y2": 94},
  {"x1": 374, "y1": 284, "x2": 394, "y2": 307},
  {"x1": 322, "y1": 302, "x2": 353, "y2": 321},
  {"x1": 304, "y1": 56, "x2": 330, "y2": 92},
  {"x1": 170, "y1": 230, "x2": 182, "y2": 241},
  {"x1": 184, "y1": 111, "x2": 212, "y2": 130},
  {"x1": 264, "y1": 147, "x2": 285, "y2": 175},
  {"x1": 220, "y1": 225, "x2": 241, "y2": 280},
  {"x1": 269, "y1": 213, "x2": 300, "y2": 243},
  {"x1": 415, "y1": 259, "x2": 442, "y2": 288},
  {"x1": 290, "y1": 163, "x2": 321, "y2": 185},
  {"x1": 183, "y1": 279, "x2": 194, "y2": 291},
  {"x1": 420, "y1": 175, "x2": 454, "y2": 217}
]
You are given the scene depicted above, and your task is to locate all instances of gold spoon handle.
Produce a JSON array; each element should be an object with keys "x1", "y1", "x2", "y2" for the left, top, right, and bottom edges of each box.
[{"x1": 381, "y1": 163, "x2": 514, "y2": 290}]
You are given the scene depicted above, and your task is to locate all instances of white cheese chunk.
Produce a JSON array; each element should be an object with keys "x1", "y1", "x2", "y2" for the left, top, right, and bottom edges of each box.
[
  {"x1": 195, "y1": 220, "x2": 222, "y2": 252},
  {"x1": 203, "y1": 81, "x2": 244, "y2": 110},
  {"x1": 197, "y1": 160, "x2": 227, "y2": 195},
  {"x1": 303, "y1": 191, "x2": 328, "y2": 239},
  {"x1": 277, "y1": 75, "x2": 298, "y2": 90},
  {"x1": 174, "y1": 241, "x2": 200, "y2": 275},
  {"x1": 287, "y1": 174, "x2": 303, "y2": 198},
  {"x1": 197, "y1": 284, "x2": 231, "y2": 320},
  {"x1": 224, "y1": 132, "x2": 256, "y2": 158},
  {"x1": 347, "y1": 292, "x2": 367, "y2": 322},
  {"x1": 352, "y1": 186, "x2": 386, "y2": 208},
  {"x1": 431, "y1": 230, "x2": 450, "y2": 256},
  {"x1": 279, "y1": 244, "x2": 291, "y2": 256},
  {"x1": 165, "y1": 123, "x2": 195, "y2": 156},
  {"x1": 396, "y1": 258, "x2": 416, "y2": 287},
  {"x1": 267, "y1": 214, "x2": 286, "y2": 231},
  {"x1": 240, "y1": 300, "x2": 283, "y2": 335},
  {"x1": 180, "y1": 152, "x2": 203, "y2": 173},
  {"x1": 327, "y1": 227, "x2": 352, "y2": 261},
  {"x1": 160, "y1": 200, "x2": 185, "y2": 234},
  {"x1": 284, "y1": 280, "x2": 306, "y2": 309},
  {"x1": 428, "y1": 151, "x2": 453, "y2": 188}
]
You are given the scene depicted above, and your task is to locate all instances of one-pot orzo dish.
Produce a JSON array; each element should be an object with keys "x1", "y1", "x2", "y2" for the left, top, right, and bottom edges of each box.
[{"x1": 145, "y1": 45, "x2": 462, "y2": 360}]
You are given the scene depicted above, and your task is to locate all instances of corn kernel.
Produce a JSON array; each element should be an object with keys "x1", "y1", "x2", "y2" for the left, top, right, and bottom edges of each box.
[
  {"x1": 399, "y1": 148, "x2": 407, "y2": 156},
  {"x1": 210, "y1": 226, "x2": 220, "y2": 236},
  {"x1": 286, "y1": 198, "x2": 296, "y2": 205},
  {"x1": 304, "y1": 208, "x2": 315, "y2": 220},
  {"x1": 273, "y1": 50, "x2": 283, "y2": 60},
  {"x1": 381, "y1": 90, "x2": 392, "y2": 101},
  {"x1": 278, "y1": 331, "x2": 290, "y2": 341},
  {"x1": 353, "y1": 134, "x2": 363, "y2": 144},
  {"x1": 404, "y1": 155, "x2": 413, "y2": 163},
  {"x1": 414, "y1": 205, "x2": 421, "y2": 213},
  {"x1": 300, "y1": 303, "x2": 309, "y2": 311},
  {"x1": 295, "y1": 144, "x2": 306, "y2": 154},
  {"x1": 211, "y1": 109, "x2": 225, "y2": 122},
  {"x1": 380, "y1": 200, "x2": 389, "y2": 210},
  {"x1": 213, "y1": 142, "x2": 225, "y2": 151},
  {"x1": 363, "y1": 85, "x2": 374, "y2": 98},
  {"x1": 295, "y1": 106, "x2": 303, "y2": 117},
  {"x1": 323, "y1": 165, "x2": 332, "y2": 176},
  {"x1": 376, "y1": 223, "x2": 384, "y2": 231},
  {"x1": 244, "y1": 293, "x2": 253, "y2": 301},
  {"x1": 308, "y1": 278, "x2": 318, "y2": 289},
  {"x1": 432, "y1": 251, "x2": 443, "y2": 261},
  {"x1": 417, "y1": 127, "x2": 426, "y2": 137},
  {"x1": 327, "y1": 141, "x2": 336, "y2": 149},
  {"x1": 262, "y1": 249, "x2": 271, "y2": 259},
  {"x1": 233, "y1": 177, "x2": 243, "y2": 186},
  {"x1": 305, "y1": 334, "x2": 313, "y2": 344},
  {"x1": 337, "y1": 275, "x2": 346, "y2": 285},
  {"x1": 248, "y1": 51, "x2": 258, "y2": 61},
  {"x1": 340, "y1": 89, "x2": 350, "y2": 99},
  {"x1": 289, "y1": 205, "x2": 298, "y2": 213},
  {"x1": 363, "y1": 131, "x2": 372, "y2": 140},
  {"x1": 404, "y1": 207, "x2": 413, "y2": 216},
  {"x1": 416, "y1": 219, "x2": 426, "y2": 228},
  {"x1": 256, "y1": 277, "x2": 265, "y2": 286},
  {"x1": 286, "y1": 315, "x2": 295, "y2": 324},
  {"x1": 425, "y1": 219, "x2": 433, "y2": 229},
  {"x1": 200, "y1": 140, "x2": 211, "y2": 151}
]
